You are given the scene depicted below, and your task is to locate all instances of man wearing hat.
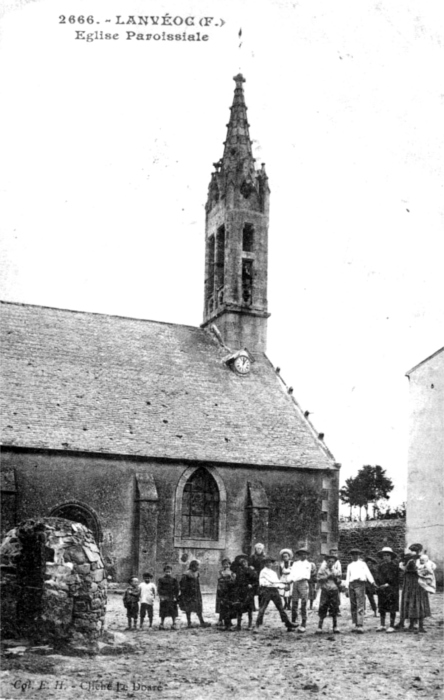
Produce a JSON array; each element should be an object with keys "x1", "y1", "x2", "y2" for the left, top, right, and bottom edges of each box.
[
  {"x1": 375, "y1": 547, "x2": 399, "y2": 633},
  {"x1": 316, "y1": 552, "x2": 341, "y2": 634},
  {"x1": 318, "y1": 548, "x2": 343, "y2": 615},
  {"x1": 345, "y1": 548, "x2": 375, "y2": 633},
  {"x1": 255, "y1": 556, "x2": 298, "y2": 631},
  {"x1": 288, "y1": 547, "x2": 312, "y2": 632}
]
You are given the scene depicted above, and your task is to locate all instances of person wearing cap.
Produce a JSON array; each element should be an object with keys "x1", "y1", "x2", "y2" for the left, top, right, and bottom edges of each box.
[
  {"x1": 157, "y1": 564, "x2": 179, "y2": 630},
  {"x1": 345, "y1": 548, "x2": 375, "y2": 633},
  {"x1": 179, "y1": 560, "x2": 210, "y2": 628},
  {"x1": 375, "y1": 547, "x2": 399, "y2": 633},
  {"x1": 397, "y1": 543, "x2": 431, "y2": 633},
  {"x1": 278, "y1": 549, "x2": 294, "y2": 611},
  {"x1": 316, "y1": 553, "x2": 341, "y2": 634},
  {"x1": 288, "y1": 548, "x2": 312, "y2": 632},
  {"x1": 255, "y1": 556, "x2": 298, "y2": 631}
]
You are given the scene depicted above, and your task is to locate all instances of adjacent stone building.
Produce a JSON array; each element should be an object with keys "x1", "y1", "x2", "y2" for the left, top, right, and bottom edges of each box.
[
  {"x1": 405, "y1": 347, "x2": 444, "y2": 586},
  {"x1": 0, "y1": 75, "x2": 340, "y2": 589}
]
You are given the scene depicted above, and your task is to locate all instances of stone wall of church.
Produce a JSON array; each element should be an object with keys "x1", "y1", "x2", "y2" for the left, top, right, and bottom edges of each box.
[{"x1": 1, "y1": 448, "x2": 339, "y2": 592}]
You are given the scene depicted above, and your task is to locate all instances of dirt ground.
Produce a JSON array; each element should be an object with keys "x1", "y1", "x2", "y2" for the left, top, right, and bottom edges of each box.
[{"x1": 1, "y1": 591, "x2": 443, "y2": 700}]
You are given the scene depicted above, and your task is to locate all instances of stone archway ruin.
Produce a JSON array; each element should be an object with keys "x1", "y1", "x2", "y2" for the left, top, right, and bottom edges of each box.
[{"x1": 0, "y1": 517, "x2": 106, "y2": 644}]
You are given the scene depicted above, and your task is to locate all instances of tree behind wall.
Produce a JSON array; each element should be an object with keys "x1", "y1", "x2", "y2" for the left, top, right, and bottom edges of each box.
[{"x1": 340, "y1": 465, "x2": 394, "y2": 520}]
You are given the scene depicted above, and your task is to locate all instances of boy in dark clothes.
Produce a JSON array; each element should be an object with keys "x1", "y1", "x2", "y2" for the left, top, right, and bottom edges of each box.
[
  {"x1": 123, "y1": 576, "x2": 140, "y2": 630},
  {"x1": 157, "y1": 564, "x2": 179, "y2": 630},
  {"x1": 375, "y1": 547, "x2": 399, "y2": 633}
]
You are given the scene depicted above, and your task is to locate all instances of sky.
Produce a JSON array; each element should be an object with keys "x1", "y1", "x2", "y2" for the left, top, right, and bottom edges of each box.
[{"x1": 1, "y1": 0, "x2": 443, "y2": 509}]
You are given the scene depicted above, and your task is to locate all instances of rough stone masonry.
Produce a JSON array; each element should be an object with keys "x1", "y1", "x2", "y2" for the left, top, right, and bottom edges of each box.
[{"x1": 0, "y1": 518, "x2": 106, "y2": 643}]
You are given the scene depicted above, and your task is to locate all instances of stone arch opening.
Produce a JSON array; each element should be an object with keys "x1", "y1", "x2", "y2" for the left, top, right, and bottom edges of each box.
[
  {"x1": 50, "y1": 501, "x2": 102, "y2": 545},
  {"x1": 174, "y1": 465, "x2": 227, "y2": 549}
]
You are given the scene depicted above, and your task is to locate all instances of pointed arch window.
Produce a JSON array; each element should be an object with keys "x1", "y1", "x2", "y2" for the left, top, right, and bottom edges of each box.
[
  {"x1": 174, "y1": 466, "x2": 227, "y2": 549},
  {"x1": 182, "y1": 468, "x2": 219, "y2": 540}
]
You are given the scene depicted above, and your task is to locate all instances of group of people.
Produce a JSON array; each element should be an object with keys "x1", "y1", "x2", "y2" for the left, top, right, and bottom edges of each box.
[
  {"x1": 123, "y1": 560, "x2": 210, "y2": 630},
  {"x1": 122, "y1": 541, "x2": 436, "y2": 635}
]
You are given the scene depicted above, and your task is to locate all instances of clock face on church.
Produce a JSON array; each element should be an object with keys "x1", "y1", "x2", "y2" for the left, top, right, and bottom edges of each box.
[{"x1": 234, "y1": 355, "x2": 251, "y2": 375}]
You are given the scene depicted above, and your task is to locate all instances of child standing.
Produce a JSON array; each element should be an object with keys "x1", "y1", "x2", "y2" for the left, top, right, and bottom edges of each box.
[
  {"x1": 123, "y1": 576, "x2": 140, "y2": 630},
  {"x1": 278, "y1": 549, "x2": 293, "y2": 611},
  {"x1": 345, "y1": 548, "x2": 375, "y2": 633},
  {"x1": 375, "y1": 547, "x2": 399, "y2": 633},
  {"x1": 139, "y1": 572, "x2": 157, "y2": 629},
  {"x1": 157, "y1": 564, "x2": 179, "y2": 630},
  {"x1": 316, "y1": 553, "x2": 341, "y2": 634}
]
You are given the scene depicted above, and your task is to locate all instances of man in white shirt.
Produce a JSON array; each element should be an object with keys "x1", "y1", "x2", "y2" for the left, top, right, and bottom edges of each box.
[
  {"x1": 288, "y1": 547, "x2": 312, "y2": 632},
  {"x1": 345, "y1": 548, "x2": 375, "y2": 633},
  {"x1": 255, "y1": 556, "x2": 298, "y2": 631}
]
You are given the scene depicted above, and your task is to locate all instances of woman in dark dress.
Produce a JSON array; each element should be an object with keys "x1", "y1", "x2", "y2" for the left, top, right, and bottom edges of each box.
[
  {"x1": 398, "y1": 543, "x2": 431, "y2": 633},
  {"x1": 179, "y1": 559, "x2": 210, "y2": 628},
  {"x1": 375, "y1": 547, "x2": 399, "y2": 633},
  {"x1": 216, "y1": 558, "x2": 237, "y2": 630},
  {"x1": 232, "y1": 554, "x2": 257, "y2": 629}
]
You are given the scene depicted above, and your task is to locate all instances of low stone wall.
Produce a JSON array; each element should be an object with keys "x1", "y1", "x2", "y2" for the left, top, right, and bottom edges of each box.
[
  {"x1": 338, "y1": 519, "x2": 406, "y2": 572},
  {"x1": 0, "y1": 518, "x2": 107, "y2": 643}
]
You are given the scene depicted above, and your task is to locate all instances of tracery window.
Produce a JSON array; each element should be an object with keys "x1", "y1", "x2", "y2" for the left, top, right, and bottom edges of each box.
[{"x1": 181, "y1": 467, "x2": 219, "y2": 540}]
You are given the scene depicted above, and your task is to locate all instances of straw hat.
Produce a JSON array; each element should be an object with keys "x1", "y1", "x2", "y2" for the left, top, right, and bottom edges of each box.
[
  {"x1": 378, "y1": 546, "x2": 397, "y2": 559},
  {"x1": 279, "y1": 548, "x2": 293, "y2": 559}
]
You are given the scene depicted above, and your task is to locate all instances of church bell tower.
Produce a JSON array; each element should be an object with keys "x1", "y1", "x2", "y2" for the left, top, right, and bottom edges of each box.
[{"x1": 202, "y1": 74, "x2": 270, "y2": 355}]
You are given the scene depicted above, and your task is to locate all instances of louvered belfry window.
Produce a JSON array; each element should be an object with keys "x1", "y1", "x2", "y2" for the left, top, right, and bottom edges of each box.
[{"x1": 181, "y1": 467, "x2": 220, "y2": 540}]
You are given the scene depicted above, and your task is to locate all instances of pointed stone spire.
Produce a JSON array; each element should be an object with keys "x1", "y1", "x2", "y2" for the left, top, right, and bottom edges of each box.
[
  {"x1": 221, "y1": 74, "x2": 255, "y2": 175},
  {"x1": 202, "y1": 74, "x2": 271, "y2": 355}
]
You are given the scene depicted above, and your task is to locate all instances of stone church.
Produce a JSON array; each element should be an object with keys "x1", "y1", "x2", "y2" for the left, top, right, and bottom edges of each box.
[{"x1": 0, "y1": 75, "x2": 340, "y2": 589}]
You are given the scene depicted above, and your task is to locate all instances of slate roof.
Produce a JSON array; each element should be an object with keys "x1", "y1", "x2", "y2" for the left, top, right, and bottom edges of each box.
[{"x1": 0, "y1": 301, "x2": 336, "y2": 470}]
